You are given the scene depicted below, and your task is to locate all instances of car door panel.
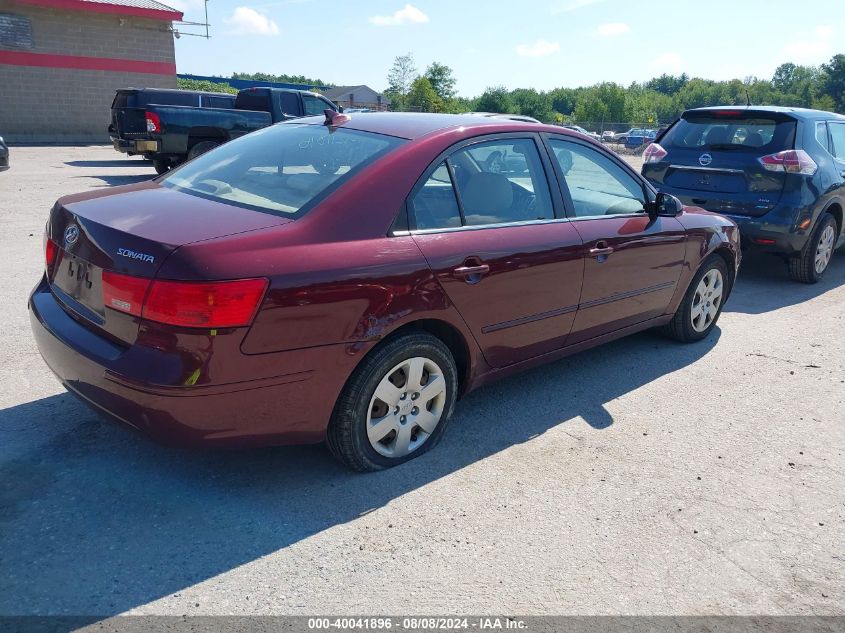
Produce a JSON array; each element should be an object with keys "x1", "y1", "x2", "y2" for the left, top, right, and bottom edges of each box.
[
  {"x1": 567, "y1": 215, "x2": 686, "y2": 343},
  {"x1": 413, "y1": 223, "x2": 584, "y2": 368}
]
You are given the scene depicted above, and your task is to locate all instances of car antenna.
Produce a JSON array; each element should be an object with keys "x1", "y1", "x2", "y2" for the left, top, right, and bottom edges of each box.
[{"x1": 745, "y1": 89, "x2": 752, "y2": 107}]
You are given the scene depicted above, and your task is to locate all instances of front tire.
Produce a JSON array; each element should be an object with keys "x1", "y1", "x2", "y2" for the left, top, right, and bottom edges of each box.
[
  {"x1": 327, "y1": 331, "x2": 458, "y2": 472},
  {"x1": 788, "y1": 212, "x2": 837, "y2": 284},
  {"x1": 187, "y1": 140, "x2": 220, "y2": 161},
  {"x1": 664, "y1": 254, "x2": 729, "y2": 343}
]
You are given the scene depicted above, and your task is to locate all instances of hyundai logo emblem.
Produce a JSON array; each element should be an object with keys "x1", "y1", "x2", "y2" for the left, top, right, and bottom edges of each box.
[
  {"x1": 699, "y1": 153, "x2": 713, "y2": 167},
  {"x1": 64, "y1": 224, "x2": 80, "y2": 246}
]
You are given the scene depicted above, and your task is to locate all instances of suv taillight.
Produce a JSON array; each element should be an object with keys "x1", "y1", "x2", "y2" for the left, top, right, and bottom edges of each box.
[
  {"x1": 758, "y1": 149, "x2": 817, "y2": 175},
  {"x1": 145, "y1": 111, "x2": 161, "y2": 133},
  {"x1": 642, "y1": 142, "x2": 667, "y2": 164},
  {"x1": 102, "y1": 272, "x2": 267, "y2": 328}
]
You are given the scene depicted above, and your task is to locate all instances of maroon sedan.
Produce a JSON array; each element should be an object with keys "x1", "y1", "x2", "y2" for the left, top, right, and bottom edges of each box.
[{"x1": 30, "y1": 112, "x2": 740, "y2": 470}]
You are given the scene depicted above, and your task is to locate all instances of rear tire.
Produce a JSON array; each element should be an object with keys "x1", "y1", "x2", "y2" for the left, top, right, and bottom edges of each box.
[
  {"x1": 664, "y1": 254, "x2": 729, "y2": 343},
  {"x1": 327, "y1": 331, "x2": 458, "y2": 472},
  {"x1": 152, "y1": 158, "x2": 171, "y2": 175},
  {"x1": 187, "y1": 140, "x2": 220, "y2": 161},
  {"x1": 788, "y1": 212, "x2": 837, "y2": 284}
]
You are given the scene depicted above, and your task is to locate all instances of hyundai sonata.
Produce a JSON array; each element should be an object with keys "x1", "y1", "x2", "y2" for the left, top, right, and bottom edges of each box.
[{"x1": 30, "y1": 112, "x2": 740, "y2": 470}]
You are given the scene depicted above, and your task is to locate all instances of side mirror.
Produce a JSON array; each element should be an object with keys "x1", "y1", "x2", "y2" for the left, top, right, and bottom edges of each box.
[{"x1": 648, "y1": 192, "x2": 682, "y2": 220}]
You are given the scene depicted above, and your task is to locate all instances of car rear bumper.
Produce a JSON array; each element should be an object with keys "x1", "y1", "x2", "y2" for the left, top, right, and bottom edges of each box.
[
  {"x1": 112, "y1": 138, "x2": 159, "y2": 154},
  {"x1": 29, "y1": 278, "x2": 367, "y2": 447},
  {"x1": 0, "y1": 152, "x2": 8, "y2": 171}
]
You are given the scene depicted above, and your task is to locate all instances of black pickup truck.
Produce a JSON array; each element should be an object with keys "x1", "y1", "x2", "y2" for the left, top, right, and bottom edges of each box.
[{"x1": 109, "y1": 87, "x2": 339, "y2": 173}]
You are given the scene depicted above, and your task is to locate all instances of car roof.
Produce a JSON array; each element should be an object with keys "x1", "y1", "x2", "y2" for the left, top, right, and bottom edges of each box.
[
  {"x1": 293, "y1": 112, "x2": 552, "y2": 140},
  {"x1": 685, "y1": 105, "x2": 845, "y2": 120}
]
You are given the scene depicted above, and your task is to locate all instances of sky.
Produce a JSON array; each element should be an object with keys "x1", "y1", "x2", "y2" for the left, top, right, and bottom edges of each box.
[{"x1": 170, "y1": 0, "x2": 845, "y2": 96}]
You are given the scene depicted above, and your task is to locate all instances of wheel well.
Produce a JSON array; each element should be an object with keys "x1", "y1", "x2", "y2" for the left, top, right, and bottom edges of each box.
[
  {"x1": 824, "y1": 203, "x2": 843, "y2": 236},
  {"x1": 387, "y1": 320, "x2": 472, "y2": 397},
  {"x1": 712, "y1": 247, "x2": 737, "y2": 293},
  {"x1": 188, "y1": 128, "x2": 228, "y2": 146}
]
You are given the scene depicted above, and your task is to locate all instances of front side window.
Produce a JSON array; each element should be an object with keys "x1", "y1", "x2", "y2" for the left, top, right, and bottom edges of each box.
[
  {"x1": 279, "y1": 92, "x2": 300, "y2": 116},
  {"x1": 161, "y1": 124, "x2": 403, "y2": 217},
  {"x1": 550, "y1": 139, "x2": 646, "y2": 218},
  {"x1": 829, "y1": 123, "x2": 845, "y2": 159},
  {"x1": 303, "y1": 95, "x2": 329, "y2": 116}
]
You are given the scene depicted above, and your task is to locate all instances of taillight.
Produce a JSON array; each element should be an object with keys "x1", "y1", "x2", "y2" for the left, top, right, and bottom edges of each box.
[
  {"x1": 145, "y1": 111, "x2": 161, "y2": 133},
  {"x1": 102, "y1": 271, "x2": 151, "y2": 317},
  {"x1": 642, "y1": 142, "x2": 667, "y2": 164},
  {"x1": 102, "y1": 274, "x2": 267, "y2": 328},
  {"x1": 143, "y1": 278, "x2": 268, "y2": 328},
  {"x1": 44, "y1": 234, "x2": 59, "y2": 271},
  {"x1": 758, "y1": 149, "x2": 817, "y2": 176}
]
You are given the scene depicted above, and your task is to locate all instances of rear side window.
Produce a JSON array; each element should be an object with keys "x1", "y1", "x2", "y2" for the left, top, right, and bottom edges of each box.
[
  {"x1": 410, "y1": 138, "x2": 554, "y2": 229},
  {"x1": 235, "y1": 91, "x2": 270, "y2": 111},
  {"x1": 410, "y1": 163, "x2": 462, "y2": 230},
  {"x1": 160, "y1": 124, "x2": 404, "y2": 217},
  {"x1": 829, "y1": 123, "x2": 845, "y2": 159},
  {"x1": 204, "y1": 95, "x2": 236, "y2": 109},
  {"x1": 662, "y1": 114, "x2": 796, "y2": 153},
  {"x1": 815, "y1": 122, "x2": 830, "y2": 152}
]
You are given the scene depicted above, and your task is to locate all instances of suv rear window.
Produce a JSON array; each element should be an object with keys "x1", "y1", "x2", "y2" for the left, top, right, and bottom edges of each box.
[
  {"x1": 662, "y1": 113, "x2": 796, "y2": 153},
  {"x1": 160, "y1": 124, "x2": 404, "y2": 217}
]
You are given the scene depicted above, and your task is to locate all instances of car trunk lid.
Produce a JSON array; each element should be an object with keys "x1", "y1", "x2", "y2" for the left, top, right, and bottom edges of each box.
[{"x1": 47, "y1": 182, "x2": 291, "y2": 345}]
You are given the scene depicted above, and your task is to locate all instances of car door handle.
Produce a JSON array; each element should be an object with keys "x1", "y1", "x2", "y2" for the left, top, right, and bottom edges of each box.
[
  {"x1": 589, "y1": 241, "x2": 614, "y2": 257},
  {"x1": 454, "y1": 264, "x2": 490, "y2": 277}
]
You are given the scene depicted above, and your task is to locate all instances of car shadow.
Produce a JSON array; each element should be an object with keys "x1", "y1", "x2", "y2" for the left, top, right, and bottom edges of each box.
[
  {"x1": 72, "y1": 174, "x2": 155, "y2": 187},
  {"x1": 0, "y1": 328, "x2": 719, "y2": 616},
  {"x1": 724, "y1": 249, "x2": 845, "y2": 315},
  {"x1": 64, "y1": 160, "x2": 149, "y2": 168}
]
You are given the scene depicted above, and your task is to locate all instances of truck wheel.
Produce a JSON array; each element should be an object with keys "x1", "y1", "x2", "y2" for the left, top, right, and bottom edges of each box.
[
  {"x1": 788, "y1": 212, "x2": 837, "y2": 284},
  {"x1": 152, "y1": 158, "x2": 171, "y2": 175},
  {"x1": 187, "y1": 141, "x2": 219, "y2": 161}
]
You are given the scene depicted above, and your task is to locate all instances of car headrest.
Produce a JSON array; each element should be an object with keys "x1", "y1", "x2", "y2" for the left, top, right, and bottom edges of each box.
[
  {"x1": 744, "y1": 132, "x2": 764, "y2": 147},
  {"x1": 705, "y1": 127, "x2": 728, "y2": 146},
  {"x1": 461, "y1": 172, "x2": 513, "y2": 216}
]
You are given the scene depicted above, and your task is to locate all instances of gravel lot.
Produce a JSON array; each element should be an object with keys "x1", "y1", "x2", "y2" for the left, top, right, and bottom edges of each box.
[{"x1": 0, "y1": 146, "x2": 843, "y2": 617}]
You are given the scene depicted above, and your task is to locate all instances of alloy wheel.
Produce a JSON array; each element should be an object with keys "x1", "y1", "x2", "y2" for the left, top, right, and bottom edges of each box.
[
  {"x1": 815, "y1": 225, "x2": 836, "y2": 275},
  {"x1": 367, "y1": 357, "x2": 447, "y2": 459},
  {"x1": 691, "y1": 269, "x2": 724, "y2": 333}
]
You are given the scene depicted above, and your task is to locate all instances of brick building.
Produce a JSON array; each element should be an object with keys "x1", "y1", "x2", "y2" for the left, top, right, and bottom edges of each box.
[{"x1": 0, "y1": 0, "x2": 182, "y2": 141}]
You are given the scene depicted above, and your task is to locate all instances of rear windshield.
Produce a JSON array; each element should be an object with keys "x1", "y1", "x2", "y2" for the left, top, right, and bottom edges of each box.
[
  {"x1": 662, "y1": 114, "x2": 796, "y2": 153},
  {"x1": 160, "y1": 124, "x2": 404, "y2": 217},
  {"x1": 235, "y1": 91, "x2": 271, "y2": 112}
]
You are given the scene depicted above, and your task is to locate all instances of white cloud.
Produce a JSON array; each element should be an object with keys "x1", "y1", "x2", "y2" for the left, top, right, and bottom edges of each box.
[
  {"x1": 597, "y1": 22, "x2": 629, "y2": 36},
  {"x1": 224, "y1": 6, "x2": 279, "y2": 36},
  {"x1": 783, "y1": 25, "x2": 835, "y2": 63},
  {"x1": 551, "y1": 0, "x2": 604, "y2": 14},
  {"x1": 369, "y1": 4, "x2": 429, "y2": 26},
  {"x1": 516, "y1": 39, "x2": 560, "y2": 58},
  {"x1": 650, "y1": 52, "x2": 685, "y2": 74}
]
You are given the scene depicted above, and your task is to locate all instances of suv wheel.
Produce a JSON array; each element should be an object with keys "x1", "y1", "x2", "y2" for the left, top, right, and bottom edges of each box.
[
  {"x1": 327, "y1": 331, "x2": 458, "y2": 472},
  {"x1": 788, "y1": 212, "x2": 837, "y2": 283}
]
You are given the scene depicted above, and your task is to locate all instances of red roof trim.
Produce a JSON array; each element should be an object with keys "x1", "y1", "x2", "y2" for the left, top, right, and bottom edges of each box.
[
  {"x1": 0, "y1": 50, "x2": 177, "y2": 74},
  {"x1": 15, "y1": 0, "x2": 183, "y2": 21}
]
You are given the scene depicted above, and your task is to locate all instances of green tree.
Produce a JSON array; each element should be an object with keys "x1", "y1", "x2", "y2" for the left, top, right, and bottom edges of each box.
[
  {"x1": 474, "y1": 86, "x2": 515, "y2": 114},
  {"x1": 386, "y1": 53, "x2": 418, "y2": 111},
  {"x1": 510, "y1": 88, "x2": 553, "y2": 122},
  {"x1": 231, "y1": 72, "x2": 330, "y2": 87},
  {"x1": 407, "y1": 76, "x2": 443, "y2": 112},
  {"x1": 177, "y1": 78, "x2": 238, "y2": 94},
  {"x1": 424, "y1": 62, "x2": 457, "y2": 101},
  {"x1": 821, "y1": 54, "x2": 845, "y2": 113}
]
